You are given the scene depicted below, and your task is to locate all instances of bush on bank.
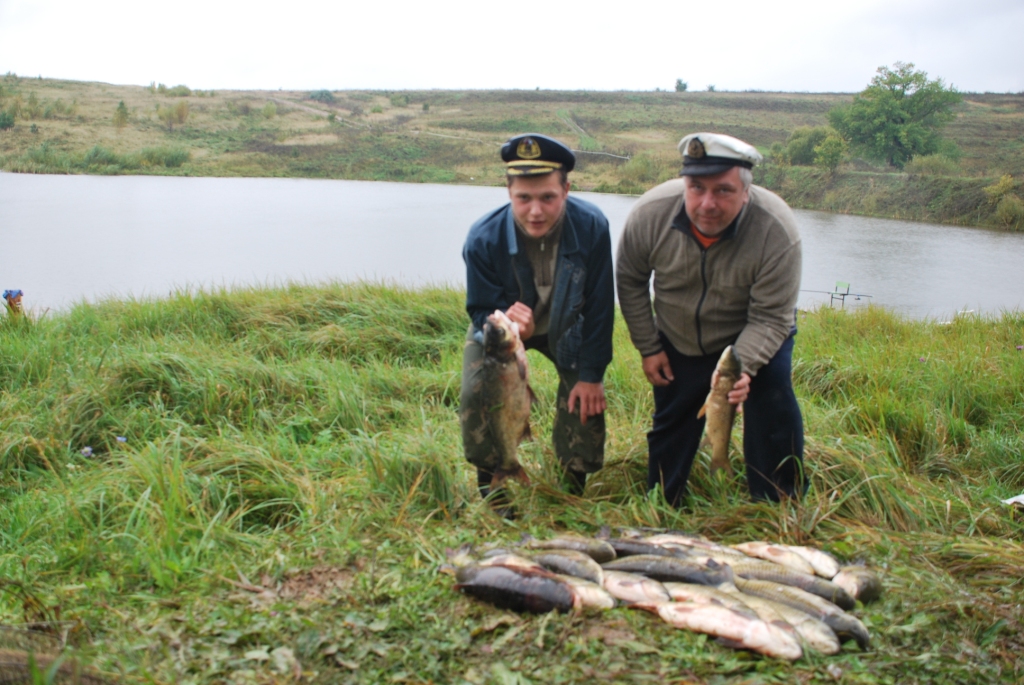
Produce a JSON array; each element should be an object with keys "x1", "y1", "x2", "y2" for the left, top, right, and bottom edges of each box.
[{"x1": 754, "y1": 165, "x2": 1024, "y2": 231}]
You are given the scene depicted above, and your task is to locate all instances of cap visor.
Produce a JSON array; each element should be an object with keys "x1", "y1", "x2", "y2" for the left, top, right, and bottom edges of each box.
[{"x1": 506, "y1": 162, "x2": 562, "y2": 176}]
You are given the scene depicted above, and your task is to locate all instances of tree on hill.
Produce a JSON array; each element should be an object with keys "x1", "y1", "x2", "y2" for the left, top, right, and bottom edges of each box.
[
  {"x1": 829, "y1": 62, "x2": 961, "y2": 169},
  {"x1": 675, "y1": 79, "x2": 688, "y2": 92},
  {"x1": 113, "y1": 100, "x2": 129, "y2": 130}
]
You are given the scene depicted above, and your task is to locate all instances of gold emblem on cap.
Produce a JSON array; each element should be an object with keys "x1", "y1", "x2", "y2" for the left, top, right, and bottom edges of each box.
[
  {"x1": 517, "y1": 137, "x2": 542, "y2": 160},
  {"x1": 687, "y1": 138, "x2": 706, "y2": 159}
]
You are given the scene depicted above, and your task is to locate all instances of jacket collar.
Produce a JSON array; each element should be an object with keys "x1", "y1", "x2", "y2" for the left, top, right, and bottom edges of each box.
[
  {"x1": 671, "y1": 201, "x2": 749, "y2": 243},
  {"x1": 506, "y1": 201, "x2": 579, "y2": 256}
]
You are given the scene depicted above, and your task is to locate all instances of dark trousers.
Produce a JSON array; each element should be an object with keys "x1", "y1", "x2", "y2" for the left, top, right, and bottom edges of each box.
[{"x1": 647, "y1": 333, "x2": 804, "y2": 506}]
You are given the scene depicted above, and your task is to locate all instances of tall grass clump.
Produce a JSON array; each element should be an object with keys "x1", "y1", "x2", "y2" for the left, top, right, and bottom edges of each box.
[{"x1": 1, "y1": 287, "x2": 1023, "y2": 683}]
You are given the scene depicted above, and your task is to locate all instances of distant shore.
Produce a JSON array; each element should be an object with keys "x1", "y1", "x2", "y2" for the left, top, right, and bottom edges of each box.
[{"x1": 0, "y1": 75, "x2": 1021, "y2": 230}]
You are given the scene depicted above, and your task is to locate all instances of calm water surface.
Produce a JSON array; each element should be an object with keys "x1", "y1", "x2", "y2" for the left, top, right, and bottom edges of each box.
[{"x1": 2, "y1": 173, "x2": 1023, "y2": 319}]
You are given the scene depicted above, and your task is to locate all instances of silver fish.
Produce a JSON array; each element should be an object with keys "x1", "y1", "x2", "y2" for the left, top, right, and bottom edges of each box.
[
  {"x1": 602, "y1": 555, "x2": 734, "y2": 586},
  {"x1": 556, "y1": 574, "x2": 617, "y2": 609},
  {"x1": 832, "y1": 566, "x2": 882, "y2": 603},
  {"x1": 733, "y1": 541, "x2": 817, "y2": 576},
  {"x1": 523, "y1": 535, "x2": 617, "y2": 563},
  {"x1": 634, "y1": 600, "x2": 803, "y2": 661},
  {"x1": 735, "y1": 577, "x2": 870, "y2": 650},
  {"x1": 602, "y1": 570, "x2": 670, "y2": 604},
  {"x1": 530, "y1": 549, "x2": 604, "y2": 585},
  {"x1": 781, "y1": 545, "x2": 841, "y2": 579},
  {"x1": 724, "y1": 559, "x2": 855, "y2": 610},
  {"x1": 719, "y1": 583, "x2": 841, "y2": 655}
]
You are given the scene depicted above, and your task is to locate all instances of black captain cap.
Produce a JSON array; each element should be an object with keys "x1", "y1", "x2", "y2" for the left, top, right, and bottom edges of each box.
[
  {"x1": 501, "y1": 133, "x2": 576, "y2": 176},
  {"x1": 678, "y1": 132, "x2": 763, "y2": 176}
]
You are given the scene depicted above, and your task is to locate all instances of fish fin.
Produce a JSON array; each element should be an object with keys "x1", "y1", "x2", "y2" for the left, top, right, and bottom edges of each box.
[
  {"x1": 709, "y1": 451, "x2": 733, "y2": 477},
  {"x1": 520, "y1": 421, "x2": 533, "y2": 442},
  {"x1": 629, "y1": 602, "x2": 663, "y2": 614},
  {"x1": 596, "y1": 524, "x2": 611, "y2": 540},
  {"x1": 515, "y1": 348, "x2": 528, "y2": 380},
  {"x1": 697, "y1": 400, "x2": 707, "y2": 419},
  {"x1": 527, "y1": 384, "x2": 538, "y2": 405},
  {"x1": 446, "y1": 544, "x2": 476, "y2": 567},
  {"x1": 714, "y1": 637, "x2": 747, "y2": 650},
  {"x1": 491, "y1": 463, "x2": 530, "y2": 489}
]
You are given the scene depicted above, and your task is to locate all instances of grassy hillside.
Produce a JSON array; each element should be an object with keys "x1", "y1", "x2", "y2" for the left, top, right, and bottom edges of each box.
[
  {"x1": 1, "y1": 74, "x2": 1022, "y2": 229},
  {"x1": 1, "y1": 285, "x2": 1023, "y2": 683}
]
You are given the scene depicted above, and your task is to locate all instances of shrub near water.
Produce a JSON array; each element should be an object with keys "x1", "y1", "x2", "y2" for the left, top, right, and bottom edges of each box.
[
  {"x1": 4, "y1": 143, "x2": 190, "y2": 172},
  {"x1": 1, "y1": 286, "x2": 1024, "y2": 682}
]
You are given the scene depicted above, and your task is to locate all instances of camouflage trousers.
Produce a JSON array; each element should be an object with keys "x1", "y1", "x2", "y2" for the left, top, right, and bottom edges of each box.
[{"x1": 460, "y1": 326, "x2": 605, "y2": 475}]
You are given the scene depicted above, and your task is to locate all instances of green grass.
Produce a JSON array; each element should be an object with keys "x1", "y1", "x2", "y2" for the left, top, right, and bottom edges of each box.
[
  {"x1": 1, "y1": 75, "x2": 1022, "y2": 228},
  {"x1": 1, "y1": 285, "x2": 1023, "y2": 683}
]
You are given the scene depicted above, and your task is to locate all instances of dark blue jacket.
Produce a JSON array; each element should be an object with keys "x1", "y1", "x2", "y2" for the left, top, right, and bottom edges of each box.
[{"x1": 463, "y1": 196, "x2": 614, "y2": 383}]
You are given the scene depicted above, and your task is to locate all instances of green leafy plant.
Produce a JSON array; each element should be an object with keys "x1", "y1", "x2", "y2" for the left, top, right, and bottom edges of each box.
[
  {"x1": 813, "y1": 133, "x2": 847, "y2": 175},
  {"x1": 829, "y1": 62, "x2": 962, "y2": 168},
  {"x1": 309, "y1": 89, "x2": 335, "y2": 103},
  {"x1": 113, "y1": 100, "x2": 129, "y2": 130}
]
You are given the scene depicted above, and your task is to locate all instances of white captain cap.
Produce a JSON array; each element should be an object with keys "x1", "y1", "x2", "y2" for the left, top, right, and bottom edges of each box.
[{"x1": 678, "y1": 132, "x2": 763, "y2": 176}]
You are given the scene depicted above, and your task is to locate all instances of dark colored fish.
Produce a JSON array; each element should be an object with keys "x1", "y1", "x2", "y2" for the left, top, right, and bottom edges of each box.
[
  {"x1": 455, "y1": 564, "x2": 576, "y2": 613},
  {"x1": 607, "y1": 538, "x2": 692, "y2": 559},
  {"x1": 463, "y1": 310, "x2": 533, "y2": 489},
  {"x1": 602, "y1": 555, "x2": 734, "y2": 586},
  {"x1": 523, "y1": 536, "x2": 617, "y2": 563},
  {"x1": 725, "y1": 560, "x2": 855, "y2": 610},
  {"x1": 530, "y1": 549, "x2": 604, "y2": 584},
  {"x1": 735, "y1": 577, "x2": 870, "y2": 651}
]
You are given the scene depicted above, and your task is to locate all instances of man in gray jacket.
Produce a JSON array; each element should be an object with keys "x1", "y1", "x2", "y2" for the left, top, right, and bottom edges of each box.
[{"x1": 616, "y1": 132, "x2": 804, "y2": 505}]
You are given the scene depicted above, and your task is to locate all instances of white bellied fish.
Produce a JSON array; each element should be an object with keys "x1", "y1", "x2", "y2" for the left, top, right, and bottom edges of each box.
[
  {"x1": 602, "y1": 570, "x2": 670, "y2": 604},
  {"x1": 634, "y1": 601, "x2": 803, "y2": 661},
  {"x1": 782, "y1": 545, "x2": 842, "y2": 579},
  {"x1": 733, "y1": 541, "x2": 817, "y2": 576}
]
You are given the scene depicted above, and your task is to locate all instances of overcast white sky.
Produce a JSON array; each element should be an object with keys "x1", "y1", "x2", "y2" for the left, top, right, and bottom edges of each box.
[{"x1": 1, "y1": 0, "x2": 1021, "y2": 93}]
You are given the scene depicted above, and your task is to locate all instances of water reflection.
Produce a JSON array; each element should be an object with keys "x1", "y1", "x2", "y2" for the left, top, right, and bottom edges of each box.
[{"x1": 1, "y1": 173, "x2": 1021, "y2": 319}]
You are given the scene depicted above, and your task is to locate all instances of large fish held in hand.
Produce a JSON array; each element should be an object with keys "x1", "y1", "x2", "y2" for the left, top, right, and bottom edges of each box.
[
  {"x1": 470, "y1": 309, "x2": 534, "y2": 489},
  {"x1": 698, "y1": 345, "x2": 742, "y2": 476}
]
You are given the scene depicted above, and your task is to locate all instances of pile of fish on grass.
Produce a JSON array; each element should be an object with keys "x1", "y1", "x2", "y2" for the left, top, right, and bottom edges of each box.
[{"x1": 445, "y1": 531, "x2": 882, "y2": 661}]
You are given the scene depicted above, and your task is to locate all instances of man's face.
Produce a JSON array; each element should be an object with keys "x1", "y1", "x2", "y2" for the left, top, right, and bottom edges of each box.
[
  {"x1": 683, "y1": 167, "x2": 749, "y2": 236},
  {"x1": 508, "y1": 172, "x2": 570, "y2": 238}
]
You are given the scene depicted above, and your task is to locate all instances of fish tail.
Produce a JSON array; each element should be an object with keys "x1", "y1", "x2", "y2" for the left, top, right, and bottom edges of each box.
[
  {"x1": 709, "y1": 445, "x2": 733, "y2": 476},
  {"x1": 491, "y1": 463, "x2": 530, "y2": 489}
]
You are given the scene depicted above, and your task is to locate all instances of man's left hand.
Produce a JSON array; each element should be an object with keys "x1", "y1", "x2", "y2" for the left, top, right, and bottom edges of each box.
[
  {"x1": 567, "y1": 381, "x2": 606, "y2": 425},
  {"x1": 712, "y1": 370, "x2": 752, "y2": 409}
]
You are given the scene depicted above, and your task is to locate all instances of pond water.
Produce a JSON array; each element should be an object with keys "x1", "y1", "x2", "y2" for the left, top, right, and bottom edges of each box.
[{"x1": 2, "y1": 172, "x2": 1023, "y2": 319}]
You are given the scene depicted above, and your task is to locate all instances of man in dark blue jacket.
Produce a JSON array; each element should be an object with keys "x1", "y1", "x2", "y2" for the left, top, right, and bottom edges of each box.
[{"x1": 461, "y1": 134, "x2": 614, "y2": 509}]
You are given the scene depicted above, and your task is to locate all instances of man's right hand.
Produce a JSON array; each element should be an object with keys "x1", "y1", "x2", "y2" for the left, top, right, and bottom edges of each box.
[
  {"x1": 642, "y1": 351, "x2": 675, "y2": 386},
  {"x1": 505, "y1": 302, "x2": 536, "y2": 340}
]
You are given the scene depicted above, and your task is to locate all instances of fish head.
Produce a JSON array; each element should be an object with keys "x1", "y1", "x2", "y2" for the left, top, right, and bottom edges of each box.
[
  {"x1": 484, "y1": 310, "x2": 521, "y2": 358},
  {"x1": 716, "y1": 345, "x2": 742, "y2": 378}
]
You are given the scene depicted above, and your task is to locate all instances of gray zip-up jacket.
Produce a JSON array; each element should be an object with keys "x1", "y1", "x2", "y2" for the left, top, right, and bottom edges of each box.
[{"x1": 616, "y1": 179, "x2": 801, "y2": 376}]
